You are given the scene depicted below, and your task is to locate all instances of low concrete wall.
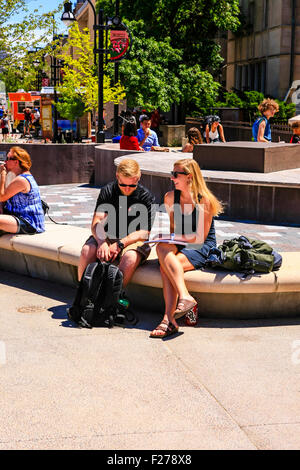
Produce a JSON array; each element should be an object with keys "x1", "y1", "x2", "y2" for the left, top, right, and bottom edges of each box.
[
  {"x1": 160, "y1": 125, "x2": 186, "y2": 147},
  {"x1": 193, "y1": 141, "x2": 300, "y2": 173},
  {"x1": 94, "y1": 143, "x2": 140, "y2": 186},
  {"x1": 0, "y1": 143, "x2": 96, "y2": 185}
]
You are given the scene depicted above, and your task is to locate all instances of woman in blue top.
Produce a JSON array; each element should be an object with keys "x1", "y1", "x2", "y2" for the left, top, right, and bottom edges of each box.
[
  {"x1": 0, "y1": 146, "x2": 45, "y2": 235},
  {"x1": 252, "y1": 99, "x2": 279, "y2": 142},
  {"x1": 150, "y1": 159, "x2": 223, "y2": 338}
]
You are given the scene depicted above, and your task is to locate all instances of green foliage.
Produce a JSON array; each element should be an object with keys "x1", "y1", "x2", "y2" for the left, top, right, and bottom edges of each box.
[
  {"x1": 96, "y1": 0, "x2": 240, "y2": 115},
  {"x1": 216, "y1": 90, "x2": 296, "y2": 122},
  {"x1": 0, "y1": 0, "x2": 63, "y2": 91},
  {"x1": 217, "y1": 91, "x2": 244, "y2": 108},
  {"x1": 56, "y1": 23, "x2": 125, "y2": 116},
  {"x1": 97, "y1": 0, "x2": 240, "y2": 71},
  {"x1": 56, "y1": 95, "x2": 85, "y2": 123},
  {"x1": 105, "y1": 19, "x2": 220, "y2": 114}
]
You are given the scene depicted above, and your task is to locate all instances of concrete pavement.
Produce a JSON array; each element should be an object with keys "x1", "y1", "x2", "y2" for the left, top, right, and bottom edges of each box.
[{"x1": 1, "y1": 270, "x2": 300, "y2": 450}]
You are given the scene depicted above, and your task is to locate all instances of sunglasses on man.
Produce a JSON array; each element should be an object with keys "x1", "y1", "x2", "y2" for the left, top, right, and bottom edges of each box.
[
  {"x1": 171, "y1": 171, "x2": 188, "y2": 178},
  {"x1": 118, "y1": 182, "x2": 138, "y2": 188}
]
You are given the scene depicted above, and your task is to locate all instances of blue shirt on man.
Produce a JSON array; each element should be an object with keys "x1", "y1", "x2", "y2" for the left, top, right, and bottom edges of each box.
[{"x1": 137, "y1": 128, "x2": 160, "y2": 151}]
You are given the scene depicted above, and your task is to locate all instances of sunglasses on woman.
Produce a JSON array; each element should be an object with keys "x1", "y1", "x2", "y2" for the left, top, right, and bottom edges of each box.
[
  {"x1": 6, "y1": 156, "x2": 18, "y2": 161},
  {"x1": 171, "y1": 171, "x2": 188, "y2": 178}
]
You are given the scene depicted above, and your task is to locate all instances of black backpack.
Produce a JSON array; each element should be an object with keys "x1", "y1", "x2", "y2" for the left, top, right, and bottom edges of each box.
[
  {"x1": 205, "y1": 236, "x2": 282, "y2": 276},
  {"x1": 67, "y1": 261, "x2": 138, "y2": 328}
]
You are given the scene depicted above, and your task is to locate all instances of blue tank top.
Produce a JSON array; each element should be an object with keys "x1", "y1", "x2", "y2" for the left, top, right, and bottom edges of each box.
[
  {"x1": 5, "y1": 174, "x2": 45, "y2": 233},
  {"x1": 173, "y1": 189, "x2": 216, "y2": 256},
  {"x1": 252, "y1": 116, "x2": 271, "y2": 142}
]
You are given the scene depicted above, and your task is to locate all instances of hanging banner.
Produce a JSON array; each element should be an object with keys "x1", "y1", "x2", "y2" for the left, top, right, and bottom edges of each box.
[{"x1": 109, "y1": 29, "x2": 130, "y2": 61}]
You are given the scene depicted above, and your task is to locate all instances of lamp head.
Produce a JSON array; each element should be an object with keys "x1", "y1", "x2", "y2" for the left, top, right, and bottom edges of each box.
[{"x1": 61, "y1": 1, "x2": 76, "y2": 27}]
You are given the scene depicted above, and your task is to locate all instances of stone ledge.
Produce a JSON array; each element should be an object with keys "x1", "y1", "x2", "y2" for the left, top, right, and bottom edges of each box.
[{"x1": 0, "y1": 223, "x2": 299, "y2": 318}]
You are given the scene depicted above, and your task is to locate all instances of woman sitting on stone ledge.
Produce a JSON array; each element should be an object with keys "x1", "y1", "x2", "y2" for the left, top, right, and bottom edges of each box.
[
  {"x1": 0, "y1": 146, "x2": 45, "y2": 235},
  {"x1": 150, "y1": 158, "x2": 223, "y2": 339}
]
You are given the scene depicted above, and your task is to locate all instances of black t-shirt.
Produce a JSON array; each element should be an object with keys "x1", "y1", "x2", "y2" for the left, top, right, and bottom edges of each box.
[{"x1": 94, "y1": 181, "x2": 156, "y2": 239}]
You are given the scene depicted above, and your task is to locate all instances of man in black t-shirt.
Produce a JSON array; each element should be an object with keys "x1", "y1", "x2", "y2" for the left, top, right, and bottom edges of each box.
[{"x1": 78, "y1": 159, "x2": 156, "y2": 285}]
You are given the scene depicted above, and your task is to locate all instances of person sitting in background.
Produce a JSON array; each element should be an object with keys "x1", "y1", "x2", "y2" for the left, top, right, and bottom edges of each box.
[
  {"x1": 205, "y1": 115, "x2": 226, "y2": 143},
  {"x1": 120, "y1": 118, "x2": 144, "y2": 151},
  {"x1": 137, "y1": 115, "x2": 160, "y2": 151},
  {"x1": 290, "y1": 122, "x2": 300, "y2": 143},
  {"x1": 0, "y1": 146, "x2": 45, "y2": 235},
  {"x1": 182, "y1": 127, "x2": 203, "y2": 152},
  {"x1": 252, "y1": 98, "x2": 279, "y2": 142}
]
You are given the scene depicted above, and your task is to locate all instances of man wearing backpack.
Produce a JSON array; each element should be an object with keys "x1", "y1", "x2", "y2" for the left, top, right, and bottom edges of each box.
[{"x1": 78, "y1": 158, "x2": 156, "y2": 287}]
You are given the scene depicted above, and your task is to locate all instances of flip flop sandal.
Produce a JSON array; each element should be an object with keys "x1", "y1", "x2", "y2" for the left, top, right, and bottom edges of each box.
[
  {"x1": 174, "y1": 298, "x2": 198, "y2": 319},
  {"x1": 150, "y1": 320, "x2": 179, "y2": 339}
]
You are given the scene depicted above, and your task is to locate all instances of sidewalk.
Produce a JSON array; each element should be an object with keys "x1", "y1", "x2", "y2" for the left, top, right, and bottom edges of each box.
[
  {"x1": 0, "y1": 182, "x2": 300, "y2": 450},
  {"x1": 0, "y1": 270, "x2": 300, "y2": 450}
]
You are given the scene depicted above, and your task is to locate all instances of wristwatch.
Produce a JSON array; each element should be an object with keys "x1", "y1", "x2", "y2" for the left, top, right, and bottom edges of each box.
[{"x1": 116, "y1": 239, "x2": 125, "y2": 251}]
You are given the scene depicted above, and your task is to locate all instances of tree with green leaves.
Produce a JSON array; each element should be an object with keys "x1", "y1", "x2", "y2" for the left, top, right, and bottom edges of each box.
[
  {"x1": 55, "y1": 22, "x2": 125, "y2": 138},
  {"x1": 0, "y1": 0, "x2": 63, "y2": 91},
  {"x1": 96, "y1": 0, "x2": 240, "y2": 117}
]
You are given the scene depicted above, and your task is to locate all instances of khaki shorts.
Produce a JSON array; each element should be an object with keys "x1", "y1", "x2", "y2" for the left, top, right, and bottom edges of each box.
[{"x1": 84, "y1": 235, "x2": 151, "y2": 263}]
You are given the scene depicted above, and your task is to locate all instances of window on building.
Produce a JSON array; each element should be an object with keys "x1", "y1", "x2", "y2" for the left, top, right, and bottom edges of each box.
[
  {"x1": 235, "y1": 61, "x2": 266, "y2": 93},
  {"x1": 249, "y1": 0, "x2": 255, "y2": 29},
  {"x1": 264, "y1": 0, "x2": 269, "y2": 29}
]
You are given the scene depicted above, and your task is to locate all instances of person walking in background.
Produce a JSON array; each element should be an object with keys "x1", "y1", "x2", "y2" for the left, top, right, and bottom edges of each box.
[
  {"x1": 150, "y1": 158, "x2": 223, "y2": 338},
  {"x1": 205, "y1": 115, "x2": 226, "y2": 143},
  {"x1": 252, "y1": 98, "x2": 279, "y2": 142},
  {"x1": 182, "y1": 127, "x2": 203, "y2": 152},
  {"x1": 1, "y1": 114, "x2": 10, "y2": 142},
  {"x1": 23, "y1": 107, "x2": 32, "y2": 137}
]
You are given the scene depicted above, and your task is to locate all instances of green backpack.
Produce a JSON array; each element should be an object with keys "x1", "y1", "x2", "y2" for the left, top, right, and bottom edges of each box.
[{"x1": 206, "y1": 236, "x2": 282, "y2": 274}]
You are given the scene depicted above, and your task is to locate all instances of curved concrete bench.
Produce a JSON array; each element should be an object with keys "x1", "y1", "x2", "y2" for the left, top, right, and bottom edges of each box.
[{"x1": 0, "y1": 223, "x2": 299, "y2": 319}]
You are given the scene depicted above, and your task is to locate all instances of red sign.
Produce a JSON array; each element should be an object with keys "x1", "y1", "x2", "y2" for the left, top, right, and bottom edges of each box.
[
  {"x1": 109, "y1": 30, "x2": 129, "y2": 61},
  {"x1": 42, "y1": 77, "x2": 50, "y2": 86}
]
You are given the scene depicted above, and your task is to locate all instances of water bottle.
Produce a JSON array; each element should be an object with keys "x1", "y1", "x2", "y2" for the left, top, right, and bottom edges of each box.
[{"x1": 118, "y1": 298, "x2": 129, "y2": 309}]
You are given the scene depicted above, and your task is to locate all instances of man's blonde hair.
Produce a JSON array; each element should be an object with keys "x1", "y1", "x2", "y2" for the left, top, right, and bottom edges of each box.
[
  {"x1": 116, "y1": 159, "x2": 141, "y2": 178},
  {"x1": 258, "y1": 98, "x2": 279, "y2": 114}
]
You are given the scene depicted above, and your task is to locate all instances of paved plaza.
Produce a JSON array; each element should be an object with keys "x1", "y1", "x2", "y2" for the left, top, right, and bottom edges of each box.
[
  {"x1": 40, "y1": 183, "x2": 300, "y2": 252},
  {"x1": 0, "y1": 182, "x2": 299, "y2": 451},
  {"x1": 0, "y1": 270, "x2": 300, "y2": 450}
]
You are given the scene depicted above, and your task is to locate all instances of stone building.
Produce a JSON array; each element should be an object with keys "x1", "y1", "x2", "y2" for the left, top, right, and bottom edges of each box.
[{"x1": 226, "y1": 0, "x2": 300, "y2": 100}]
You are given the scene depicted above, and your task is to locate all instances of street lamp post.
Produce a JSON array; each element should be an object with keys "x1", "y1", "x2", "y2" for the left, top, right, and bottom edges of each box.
[
  {"x1": 113, "y1": 0, "x2": 120, "y2": 136},
  {"x1": 61, "y1": 1, "x2": 105, "y2": 143}
]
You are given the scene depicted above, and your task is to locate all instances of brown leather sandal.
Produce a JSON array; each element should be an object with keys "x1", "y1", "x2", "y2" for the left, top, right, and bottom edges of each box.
[
  {"x1": 150, "y1": 320, "x2": 179, "y2": 339},
  {"x1": 174, "y1": 298, "x2": 197, "y2": 319}
]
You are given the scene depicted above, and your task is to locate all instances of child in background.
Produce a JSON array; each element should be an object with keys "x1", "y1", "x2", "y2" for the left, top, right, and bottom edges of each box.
[
  {"x1": 290, "y1": 122, "x2": 300, "y2": 143},
  {"x1": 252, "y1": 98, "x2": 279, "y2": 142}
]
